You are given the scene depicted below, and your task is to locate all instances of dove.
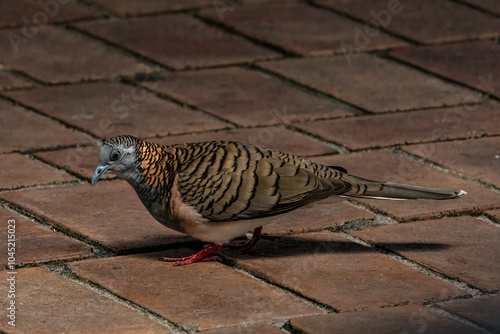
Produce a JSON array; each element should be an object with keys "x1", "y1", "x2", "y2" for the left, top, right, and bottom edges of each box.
[{"x1": 91, "y1": 135, "x2": 466, "y2": 265}]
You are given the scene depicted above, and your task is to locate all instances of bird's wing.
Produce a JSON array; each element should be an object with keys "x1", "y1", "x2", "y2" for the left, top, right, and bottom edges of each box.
[{"x1": 176, "y1": 142, "x2": 351, "y2": 221}]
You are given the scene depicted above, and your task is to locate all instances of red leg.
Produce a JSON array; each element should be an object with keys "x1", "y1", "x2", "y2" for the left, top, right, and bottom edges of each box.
[
  {"x1": 230, "y1": 227, "x2": 277, "y2": 253},
  {"x1": 160, "y1": 244, "x2": 223, "y2": 266}
]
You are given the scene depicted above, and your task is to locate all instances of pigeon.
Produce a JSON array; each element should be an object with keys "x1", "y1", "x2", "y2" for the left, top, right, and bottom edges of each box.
[{"x1": 91, "y1": 135, "x2": 466, "y2": 265}]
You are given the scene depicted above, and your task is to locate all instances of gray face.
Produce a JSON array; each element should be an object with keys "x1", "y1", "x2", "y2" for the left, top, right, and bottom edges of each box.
[{"x1": 91, "y1": 142, "x2": 138, "y2": 186}]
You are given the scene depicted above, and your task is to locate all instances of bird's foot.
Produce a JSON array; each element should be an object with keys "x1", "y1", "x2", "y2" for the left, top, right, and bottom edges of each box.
[
  {"x1": 229, "y1": 227, "x2": 279, "y2": 253},
  {"x1": 160, "y1": 243, "x2": 223, "y2": 266}
]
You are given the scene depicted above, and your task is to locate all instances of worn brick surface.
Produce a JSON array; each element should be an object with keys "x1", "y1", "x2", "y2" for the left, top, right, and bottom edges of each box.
[
  {"x1": 231, "y1": 231, "x2": 464, "y2": 311},
  {"x1": 4, "y1": 82, "x2": 228, "y2": 139},
  {"x1": 317, "y1": 0, "x2": 500, "y2": 43},
  {"x1": 199, "y1": 2, "x2": 406, "y2": 56},
  {"x1": 0, "y1": 267, "x2": 168, "y2": 333},
  {"x1": 391, "y1": 41, "x2": 500, "y2": 99},
  {"x1": 0, "y1": 208, "x2": 92, "y2": 266},
  {"x1": 75, "y1": 14, "x2": 279, "y2": 70},
  {"x1": 351, "y1": 216, "x2": 500, "y2": 291},
  {"x1": 438, "y1": 294, "x2": 500, "y2": 333},
  {"x1": 86, "y1": 0, "x2": 213, "y2": 16},
  {"x1": 154, "y1": 126, "x2": 337, "y2": 157},
  {"x1": 142, "y1": 66, "x2": 354, "y2": 126},
  {"x1": 0, "y1": 0, "x2": 99, "y2": 28},
  {"x1": 1, "y1": 182, "x2": 190, "y2": 252},
  {"x1": 403, "y1": 137, "x2": 500, "y2": 188},
  {"x1": 0, "y1": 26, "x2": 152, "y2": 83},
  {"x1": 0, "y1": 104, "x2": 92, "y2": 153},
  {"x1": 485, "y1": 209, "x2": 500, "y2": 222},
  {"x1": 463, "y1": 0, "x2": 500, "y2": 15},
  {"x1": 70, "y1": 250, "x2": 321, "y2": 330},
  {"x1": 260, "y1": 54, "x2": 475, "y2": 113},
  {"x1": 297, "y1": 103, "x2": 500, "y2": 150},
  {"x1": 290, "y1": 305, "x2": 482, "y2": 334},
  {"x1": 0, "y1": 71, "x2": 31, "y2": 90},
  {"x1": 201, "y1": 324, "x2": 283, "y2": 334},
  {"x1": 0, "y1": 153, "x2": 75, "y2": 189},
  {"x1": 313, "y1": 151, "x2": 500, "y2": 221}
]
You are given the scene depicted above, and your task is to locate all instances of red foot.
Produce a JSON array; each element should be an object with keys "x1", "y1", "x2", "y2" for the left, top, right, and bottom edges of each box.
[
  {"x1": 230, "y1": 227, "x2": 279, "y2": 253},
  {"x1": 160, "y1": 244, "x2": 223, "y2": 266}
]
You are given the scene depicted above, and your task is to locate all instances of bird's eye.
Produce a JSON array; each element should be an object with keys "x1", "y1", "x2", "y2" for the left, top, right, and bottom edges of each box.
[{"x1": 110, "y1": 151, "x2": 121, "y2": 161}]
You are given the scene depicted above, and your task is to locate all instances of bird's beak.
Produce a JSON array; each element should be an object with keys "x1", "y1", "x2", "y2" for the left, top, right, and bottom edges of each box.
[{"x1": 91, "y1": 164, "x2": 109, "y2": 186}]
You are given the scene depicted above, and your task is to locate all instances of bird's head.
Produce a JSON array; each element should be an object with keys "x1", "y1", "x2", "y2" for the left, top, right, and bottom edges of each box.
[{"x1": 91, "y1": 135, "x2": 141, "y2": 186}]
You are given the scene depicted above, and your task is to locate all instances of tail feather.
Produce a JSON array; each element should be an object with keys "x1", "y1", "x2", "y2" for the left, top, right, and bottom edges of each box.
[{"x1": 342, "y1": 175, "x2": 466, "y2": 200}]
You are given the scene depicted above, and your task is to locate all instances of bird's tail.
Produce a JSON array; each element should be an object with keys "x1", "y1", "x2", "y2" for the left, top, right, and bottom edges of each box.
[{"x1": 341, "y1": 175, "x2": 466, "y2": 200}]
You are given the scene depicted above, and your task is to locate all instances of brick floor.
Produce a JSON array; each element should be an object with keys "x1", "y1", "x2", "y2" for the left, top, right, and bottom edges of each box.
[
  {"x1": 199, "y1": 2, "x2": 406, "y2": 56},
  {"x1": 0, "y1": 1, "x2": 498, "y2": 333},
  {"x1": 391, "y1": 41, "x2": 500, "y2": 99},
  {"x1": 74, "y1": 14, "x2": 279, "y2": 70},
  {"x1": 260, "y1": 54, "x2": 476, "y2": 113}
]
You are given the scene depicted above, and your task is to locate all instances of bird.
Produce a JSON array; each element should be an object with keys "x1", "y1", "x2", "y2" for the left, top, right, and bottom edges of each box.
[{"x1": 91, "y1": 135, "x2": 466, "y2": 265}]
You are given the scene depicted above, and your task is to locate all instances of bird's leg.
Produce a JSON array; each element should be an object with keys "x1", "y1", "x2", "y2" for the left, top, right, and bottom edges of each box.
[
  {"x1": 160, "y1": 243, "x2": 223, "y2": 266},
  {"x1": 230, "y1": 226, "x2": 278, "y2": 253}
]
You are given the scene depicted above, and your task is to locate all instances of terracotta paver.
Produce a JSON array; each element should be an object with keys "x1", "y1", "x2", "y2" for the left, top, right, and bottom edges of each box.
[
  {"x1": 0, "y1": 182, "x2": 190, "y2": 252},
  {"x1": 230, "y1": 231, "x2": 465, "y2": 311},
  {"x1": 70, "y1": 250, "x2": 322, "y2": 330},
  {"x1": 0, "y1": 153, "x2": 76, "y2": 189},
  {"x1": 74, "y1": 14, "x2": 279, "y2": 70},
  {"x1": 154, "y1": 126, "x2": 337, "y2": 157},
  {"x1": 316, "y1": 0, "x2": 500, "y2": 43},
  {"x1": 391, "y1": 41, "x2": 500, "y2": 99},
  {"x1": 485, "y1": 209, "x2": 500, "y2": 222},
  {"x1": 438, "y1": 294, "x2": 500, "y2": 333},
  {"x1": 0, "y1": 267, "x2": 168, "y2": 333},
  {"x1": 297, "y1": 103, "x2": 499, "y2": 150},
  {"x1": 4, "y1": 81, "x2": 228, "y2": 139},
  {"x1": 0, "y1": 208, "x2": 92, "y2": 266},
  {"x1": 141, "y1": 66, "x2": 355, "y2": 126},
  {"x1": 0, "y1": 26, "x2": 152, "y2": 83},
  {"x1": 201, "y1": 324, "x2": 283, "y2": 334},
  {"x1": 463, "y1": 0, "x2": 500, "y2": 15},
  {"x1": 351, "y1": 216, "x2": 500, "y2": 291},
  {"x1": 0, "y1": 70, "x2": 31, "y2": 90},
  {"x1": 0, "y1": 104, "x2": 92, "y2": 153},
  {"x1": 0, "y1": 0, "x2": 99, "y2": 29},
  {"x1": 259, "y1": 54, "x2": 476, "y2": 113},
  {"x1": 85, "y1": 0, "x2": 213, "y2": 16},
  {"x1": 199, "y1": 2, "x2": 406, "y2": 56},
  {"x1": 313, "y1": 151, "x2": 500, "y2": 221},
  {"x1": 290, "y1": 305, "x2": 482, "y2": 334},
  {"x1": 403, "y1": 137, "x2": 500, "y2": 188}
]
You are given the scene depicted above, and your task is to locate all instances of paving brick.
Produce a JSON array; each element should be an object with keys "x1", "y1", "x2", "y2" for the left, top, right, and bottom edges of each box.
[
  {"x1": 4, "y1": 82, "x2": 228, "y2": 139},
  {"x1": 403, "y1": 137, "x2": 500, "y2": 188},
  {"x1": 259, "y1": 54, "x2": 476, "y2": 113},
  {"x1": 199, "y1": 2, "x2": 406, "y2": 56},
  {"x1": 316, "y1": 0, "x2": 500, "y2": 43},
  {"x1": 0, "y1": 71, "x2": 31, "y2": 90},
  {"x1": 0, "y1": 104, "x2": 92, "y2": 153},
  {"x1": 142, "y1": 67, "x2": 354, "y2": 127},
  {"x1": 0, "y1": 208, "x2": 92, "y2": 266},
  {"x1": 297, "y1": 103, "x2": 500, "y2": 150},
  {"x1": 391, "y1": 41, "x2": 500, "y2": 99},
  {"x1": 485, "y1": 209, "x2": 500, "y2": 222},
  {"x1": 0, "y1": 267, "x2": 168, "y2": 333},
  {"x1": 154, "y1": 126, "x2": 337, "y2": 157},
  {"x1": 463, "y1": 0, "x2": 500, "y2": 16},
  {"x1": 201, "y1": 324, "x2": 283, "y2": 334},
  {"x1": 313, "y1": 150, "x2": 500, "y2": 221},
  {"x1": 0, "y1": 26, "x2": 152, "y2": 83},
  {"x1": 86, "y1": 0, "x2": 213, "y2": 16},
  {"x1": 255, "y1": 199, "x2": 374, "y2": 235},
  {"x1": 230, "y1": 231, "x2": 464, "y2": 311},
  {"x1": 438, "y1": 294, "x2": 500, "y2": 333},
  {"x1": 0, "y1": 182, "x2": 190, "y2": 252},
  {"x1": 74, "y1": 14, "x2": 279, "y2": 70},
  {"x1": 70, "y1": 250, "x2": 321, "y2": 330},
  {"x1": 0, "y1": 0, "x2": 99, "y2": 28},
  {"x1": 0, "y1": 153, "x2": 75, "y2": 189},
  {"x1": 290, "y1": 305, "x2": 481, "y2": 334},
  {"x1": 351, "y1": 216, "x2": 500, "y2": 291}
]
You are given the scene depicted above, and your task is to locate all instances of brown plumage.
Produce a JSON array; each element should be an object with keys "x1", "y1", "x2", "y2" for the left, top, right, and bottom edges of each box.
[{"x1": 91, "y1": 135, "x2": 465, "y2": 265}]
